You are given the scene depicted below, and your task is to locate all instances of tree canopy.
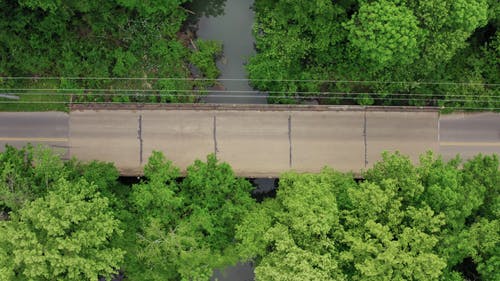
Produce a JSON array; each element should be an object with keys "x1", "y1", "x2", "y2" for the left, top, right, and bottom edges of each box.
[
  {"x1": 0, "y1": 145, "x2": 125, "y2": 280},
  {"x1": 124, "y1": 153, "x2": 255, "y2": 280},
  {"x1": 0, "y1": 178, "x2": 123, "y2": 281},
  {"x1": 237, "y1": 152, "x2": 500, "y2": 281},
  {"x1": 0, "y1": 146, "x2": 257, "y2": 280},
  {"x1": 0, "y1": 0, "x2": 221, "y2": 110},
  {"x1": 249, "y1": 0, "x2": 499, "y2": 109},
  {"x1": 1, "y1": 0, "x2": 498, "y2": 110}
]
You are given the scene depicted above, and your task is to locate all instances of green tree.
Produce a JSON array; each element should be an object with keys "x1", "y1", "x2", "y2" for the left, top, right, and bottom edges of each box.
[
  {"x1": 0, "y1": 178, "x2": 124, "y2": 280},
  {"x1": 248, "y1": 0, "x2": 351, "y2": 103},
  {"x1": 346, "y1": 0, "x2": 421, "y2": 72},
  {"x1": 0, "y1": 0, "x2": 222, "y2": 109},
  {"x1": 460, "y1": 155, "x2": 500, "y2": 281},
  {"x1": 0, "y1": 145, "x2": 71, "y2": 213},
  {"x1": 404, "y1": 0, "x2": 488, "y2": 71},
  {"x1": 248, "y1": 0, "x2": 497, "y2": 109},
  {"x1": 237, "y1": 152, "x2": 499, "y2": 280},
  {"x1": 237, "y1": 171, "x2": 349, "y2": 280},
  {"x1": 125, "y1": 152, "x2": 256, "y2": 281},
  {"x1": 467, "y1": 218, "x2": 499, "y2": 281},
  {"x1": 338, "y1": 157, "x2": 447, "y2": 280},
  {"x1": 0, "y1": 145, "x2": 35, "y2": 213},
  {"x1": 189, "y1": 39, "x2": 223, "y2": 80}
]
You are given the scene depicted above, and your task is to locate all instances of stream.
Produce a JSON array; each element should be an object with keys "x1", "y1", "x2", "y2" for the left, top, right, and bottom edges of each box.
[
  {"x1": 191, "y1": 0, "x2": 267, "y2": 104},
  {"x1": 187, "y1": 1, "x2": 273, "y2": 279}
]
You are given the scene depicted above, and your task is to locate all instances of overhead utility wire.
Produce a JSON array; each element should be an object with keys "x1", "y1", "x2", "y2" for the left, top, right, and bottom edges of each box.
[
  {"x1": 0, "y1": 95, "x2": 498, "y2": 103},
  {"x1": 1, "y1": 76, "x2": 499, "y2": 86},
  {"x1": 0, "y1": 101, "x2": 498, "y2": 110},
  {"x1": 2, "y1": 89, "x2": 500, "y2": 99},
  {"x1": 2, "y1": 94, "x2": 499, "y2": 103}
]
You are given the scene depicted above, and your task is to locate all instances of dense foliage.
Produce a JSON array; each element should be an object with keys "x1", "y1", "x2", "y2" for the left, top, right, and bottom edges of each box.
[
  {"x1": 1, "y1": 145, "x2": 498, "y2": 280},
  {"x1": 123, "y1": 152, "x2": 255, "y2": 280},
  {"x1": 0, "y1": 145, "x2": 125, "y2": 280},
  {"x1": 237, "y1": 152, "x2": 500, "y2": 280},
  {"x1": 249, "y1": 0, "x2": 500, "y2": 109},
  {"x1": 0, "y1": 0, "x2": 221, "y2": 110},
  {"x1": 0, "y1": 146, "x2": 255, "y2": 280}
]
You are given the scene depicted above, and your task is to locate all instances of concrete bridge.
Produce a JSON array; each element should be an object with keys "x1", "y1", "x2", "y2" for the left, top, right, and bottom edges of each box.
[
  {"x1": 68, "y1": 105, "x2": 438, "y2": 176},
  {"x1": 4, "y1": 104, "x2": 498, "y2": 177}
]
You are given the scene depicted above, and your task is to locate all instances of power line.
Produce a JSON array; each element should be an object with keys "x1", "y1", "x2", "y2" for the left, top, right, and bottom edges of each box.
[
  {"x1": 0, "y1": 101, "x2": 498, "y2": 110},
  {"x1": 1, "y1": 95, "x2": 498, "y2": 103},
  {"x1": 1, "y1": 76, "x2": 499, "y2": 86},
  {"x1": 2, "y1": 89, "x2": 499, "y2": 99}
]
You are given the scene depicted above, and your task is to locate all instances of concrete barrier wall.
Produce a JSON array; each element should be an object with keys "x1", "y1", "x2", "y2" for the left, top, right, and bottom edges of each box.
[{"x1": 69, "y1": 106, "x2": 439, "y2": 177}]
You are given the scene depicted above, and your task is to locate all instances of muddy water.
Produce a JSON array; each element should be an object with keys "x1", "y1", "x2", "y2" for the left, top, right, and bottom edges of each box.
[
  {"x1": 211, "y1": 262, "x2": 255, "y2": 281},
  {"x1": 193, "y1": 0, "x2": 267, "y2": 104}
]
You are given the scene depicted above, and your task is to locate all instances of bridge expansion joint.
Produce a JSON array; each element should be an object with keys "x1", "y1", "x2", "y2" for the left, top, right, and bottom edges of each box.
[
  {"x1": 288, "y1": 115, "x2": 292, "y2": 168},
  {"x1": 213, "y1": 115, "x2": 218, "y2": 157},
  {"x1": 363, "y1": 110, "x2": 368, "y2": 168},
  {"x1": 138, "y1": 114, "x2": 143, "y2": 164}
]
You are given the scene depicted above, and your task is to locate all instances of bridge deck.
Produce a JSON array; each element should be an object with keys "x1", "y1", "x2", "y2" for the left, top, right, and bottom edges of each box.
[{"x1": 69, "y1": 105, "x2": 439, "y2": 176}]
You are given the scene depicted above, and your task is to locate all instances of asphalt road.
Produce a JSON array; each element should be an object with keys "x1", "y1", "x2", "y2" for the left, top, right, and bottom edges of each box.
[
  {"x1": 440, "y1": 112, "x2": 500, "y2": 161},
  {"x1": 0, "y1": 112, "x2": 69, "y2": 158}
]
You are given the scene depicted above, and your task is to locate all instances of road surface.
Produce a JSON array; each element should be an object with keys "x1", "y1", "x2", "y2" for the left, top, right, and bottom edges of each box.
[
  {"x1": 0, "y1": 112, "x2": 69, "y2": 158},
  {"x1": 1, "y1": 110, "x2": 499, "y2": 173},
  {"x1": 68, "y1": 106, "x2": 438, "y2": 176},
  {"x1": 440, "y1": 112, "x2": 500, "y2": 161}
]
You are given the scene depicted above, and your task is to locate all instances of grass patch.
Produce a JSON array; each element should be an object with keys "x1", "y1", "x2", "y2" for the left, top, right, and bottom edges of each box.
[
  {"x1": 0, "y1": 94, "x2": 69, "y2": 112},
  {"x1": 0, "y1": 79, "x2": 69, "y2": 112}
]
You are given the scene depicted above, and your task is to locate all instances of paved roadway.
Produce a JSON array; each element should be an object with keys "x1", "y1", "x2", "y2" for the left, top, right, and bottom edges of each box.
[
  {"x1": 439, "y1": 112, "x2": 500, "y2": 161},
  {"x1": 1, "y1": 110, "x2": 499, "y2": 174},
  {"x1": 0, "y1": 112, "x2": 69, "y2": 158},
  {"x1": 68, "y1": 106, "x2": 439, "y2": 176}
]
